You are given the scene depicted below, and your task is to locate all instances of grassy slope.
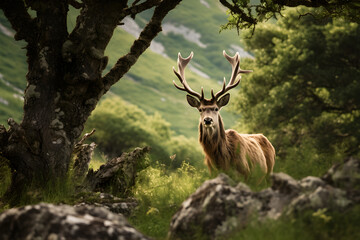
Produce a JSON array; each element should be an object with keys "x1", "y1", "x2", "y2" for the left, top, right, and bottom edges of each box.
[
  {"x1": 104, "y1": 27, "x2": 239, "y2": 137},
  {"x1": 0, "y1": 1, "x2": 244, "y2": 138},
  {"x1": 103, "y1": 0, "x2": 243, "y2": 137},
  {"x1": 0, "y1": 13, "x2": 26, "y2": 124},
  {"x1": 151, "y1": 0, "x2": 245, "y2": 80}
]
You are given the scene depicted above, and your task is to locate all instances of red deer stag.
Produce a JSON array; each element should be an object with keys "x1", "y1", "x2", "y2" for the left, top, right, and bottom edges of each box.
[{"x1": 172, "y1": 51, "x2": 275, "y2": 180}]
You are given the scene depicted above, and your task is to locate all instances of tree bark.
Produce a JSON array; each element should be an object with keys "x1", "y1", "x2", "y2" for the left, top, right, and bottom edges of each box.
[
  {"x1": 85, "y1": 146, "x2": 150, "y2": 196},
  {"x1": 73, "y1": 129, "x2": 97, "y2": 182},
  {"x1": 0, "y1": 0, "x2": 181, "y2": 205}
]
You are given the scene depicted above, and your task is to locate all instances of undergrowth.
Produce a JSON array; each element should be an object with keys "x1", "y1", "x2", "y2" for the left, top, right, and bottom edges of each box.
[
  {"x1": 129, "y1": 161, "x2": 208, "y2": 239},
  {"x1": 225, "y1": 206, "x2": 360, "y2": 240},
  {"x1": 0, "y1": 154, "x2": 78, "y2": 211},
  {"x1": 0, "y1": 156, "x2": 11, "y2": 199},
  {"x1": 274, "y1": 138, "x2": 347, "y2": 180},
  {"x1": 1, "y1": 146, "x2": 359, "y2": 240}
]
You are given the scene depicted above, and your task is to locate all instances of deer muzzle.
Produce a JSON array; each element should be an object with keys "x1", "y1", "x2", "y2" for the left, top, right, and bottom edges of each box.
[{"x1": 204, "y1": 117, "x2": 213, "y2": 127}]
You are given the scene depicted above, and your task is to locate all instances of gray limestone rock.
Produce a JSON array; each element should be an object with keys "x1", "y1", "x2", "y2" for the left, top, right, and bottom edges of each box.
[
  {"x1": 168, "y1": 158, "x2": 360, "y2": 240},
  {"x1": 0, "y1": 203, "x2": 150, "y2": 240}
]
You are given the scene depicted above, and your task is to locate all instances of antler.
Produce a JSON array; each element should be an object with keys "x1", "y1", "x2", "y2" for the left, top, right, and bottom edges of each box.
[
  {"x1": 173, "y1": 52, "x2": 204, "y2": 100},
  {"x1": 212, "y1": 50, "x2": 253, "y2": 100}
]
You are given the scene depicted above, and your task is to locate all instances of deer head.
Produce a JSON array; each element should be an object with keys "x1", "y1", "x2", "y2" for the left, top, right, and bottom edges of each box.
[{"x1": 173, "y1": 51, "x2": 252, "y2": 134}]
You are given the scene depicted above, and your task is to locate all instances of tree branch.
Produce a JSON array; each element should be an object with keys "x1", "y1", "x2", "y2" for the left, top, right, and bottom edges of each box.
[
  {"x1": 68, "y1": 0, "x2": 84, "y2": 9},
  {"x1": 272, "y1": 0, "x2": 328, "y2": 8},
  {"x1": 0, "y1": 0, "x2": 36, "y2": 42},
  {"x1": 102, "y1": 0, "x2": 182, "y2": 90},
  {"x1": 220, "y1": 0, "x2": 360, "y2": 33},
  {"x1": 74, "y1": 128, "x2": 96, "y2": 151},
  {"x1": 219, "y1": 0, "x2": 256, "y2": 25},
  {"x1": 124, "y1": 0, "x2": 162, "y2": 19}
]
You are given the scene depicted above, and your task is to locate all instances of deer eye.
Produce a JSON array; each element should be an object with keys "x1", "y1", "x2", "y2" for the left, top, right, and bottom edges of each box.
[
  {"x1": 199, "y1": 108, "x2": 203, "y2": 112},
  {"x1": 215, "y1": 108, "x2": 219, "y2": 111}
]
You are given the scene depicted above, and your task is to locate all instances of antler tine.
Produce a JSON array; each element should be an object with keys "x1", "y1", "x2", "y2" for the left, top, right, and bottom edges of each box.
[
  {"x1": 223, "y1": 50, "x2": 239, "y2": 85},
  {"x1": 214, "y1": 50, "x2": 253, "y2": 100},
  {"x1": 173, "y1": 52, "x2": 204, "y2": 100}
]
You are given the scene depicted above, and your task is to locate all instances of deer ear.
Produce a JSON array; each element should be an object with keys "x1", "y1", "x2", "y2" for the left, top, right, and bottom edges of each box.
[
  {"x1": 217, "y1": 93, "x2": 230, "y2": 108},
  {"x1": 186, "y1": 95, "x2": 200, "y2": 108}
]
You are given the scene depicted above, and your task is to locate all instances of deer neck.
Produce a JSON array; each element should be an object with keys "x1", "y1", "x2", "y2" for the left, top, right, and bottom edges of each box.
[{"x1": 199, "y1": 114, "x2": 227, "y2": 157}]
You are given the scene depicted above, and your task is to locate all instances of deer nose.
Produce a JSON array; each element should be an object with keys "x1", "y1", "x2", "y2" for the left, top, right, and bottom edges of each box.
[{"x1": 204, "y1": 117, "x2": 213, "y2": 125}]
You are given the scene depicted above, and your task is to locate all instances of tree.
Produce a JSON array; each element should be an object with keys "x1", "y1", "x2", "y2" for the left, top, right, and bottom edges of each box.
[
  {"x1": 220, "y1": 0, "x2": 360, "y2": 33},
  {"x1": 233, "y1": 8, "x2": 360, "y2": 159},
  {"x1": 0, "y1": 0, "x2": 182, "y2": 203}
]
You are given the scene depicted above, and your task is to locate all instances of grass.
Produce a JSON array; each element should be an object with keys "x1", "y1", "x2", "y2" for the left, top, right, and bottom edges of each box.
[
  {"x1": 2, "y1": 151, "x2": 359, "y2": 240},
  {"x1": 273, "y1": 138, "x2": 346, "y2": 180},
  {"x1": 0, "y1": 76, "x2": 23, "y2": 124},
  {"x1": 88, "y1": 150, "x2": 108, "y2": 171},
  {"x1": 0, "y1": 151, "x2": 209, "y2": 238},
  {"x1": 0, "y1": 14, "x2": 26, "y2": 125},
  {"x1": 0, "y1": 14, "x2": 27, "y2": 90},
  {"x1": 225, "y1": 206, "x2": 360, "y2": 240},
  {"x1": 0, "y1": 173, "x2": 77, "y2": 212},
  {"x1": 129, "y1": 162, "x2": 209, "y2": 239}
]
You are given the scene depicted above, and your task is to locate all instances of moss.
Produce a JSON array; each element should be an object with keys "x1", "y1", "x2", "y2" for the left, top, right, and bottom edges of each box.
[
  {"x1": 89, "y1": 46, "x2": 104, "y2": 60},
  {"x1": 50, "y1": 119, "x2": 64, "y2": 129},
  {"x1": 25, "y1": 84, "x2": 40, "y2": 100}
]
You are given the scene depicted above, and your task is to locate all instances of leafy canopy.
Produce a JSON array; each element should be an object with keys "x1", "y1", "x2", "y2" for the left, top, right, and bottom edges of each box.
[
  {"x1": 234, "y1": 8, "x2": 360, "y2": 162},
  {"x1": 220, "y1": 0, "x2": 360, "y2": 33}
]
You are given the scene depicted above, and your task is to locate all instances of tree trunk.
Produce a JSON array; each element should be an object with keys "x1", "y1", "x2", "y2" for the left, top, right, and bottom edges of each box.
[
  {"x1": 85, "y1": 146, "x2": 150, "y2": 196},
  {"x1": 0, "y1": 0, "x2": 182, "y2": 205}
]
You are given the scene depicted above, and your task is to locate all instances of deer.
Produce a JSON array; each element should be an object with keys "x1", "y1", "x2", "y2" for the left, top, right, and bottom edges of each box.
[{"x1": 172, "y1": 51, "x2": 275, "y2": 181}]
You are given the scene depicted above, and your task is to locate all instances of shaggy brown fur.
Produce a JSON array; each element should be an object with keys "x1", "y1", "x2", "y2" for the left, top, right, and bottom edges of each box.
[{"x1": 199, "y1": 115, "x2": 275, "y2": 179}]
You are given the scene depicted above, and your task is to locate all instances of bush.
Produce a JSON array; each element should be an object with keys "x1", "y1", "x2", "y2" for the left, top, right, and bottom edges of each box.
[
  {"x1": 232, "y1": 9, "x2": 360, "y2": 175},
  {"x1": 166, "y1": 135, "x2": 204, "y2": 169},
  {"x1": 85, "y1": 97, "x2": 204, "y2": 168},
  {"x1": 274, "y1": 137, "x2": 344, "y2": 179},
  {"x1": 86, "y1": 97, "x2": 169, "y2": 159}
]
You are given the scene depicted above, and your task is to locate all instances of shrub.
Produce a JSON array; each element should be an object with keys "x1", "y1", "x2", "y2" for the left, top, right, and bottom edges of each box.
[{"x1": 85, "y1": 97, "x2": 204, "y2": 168}]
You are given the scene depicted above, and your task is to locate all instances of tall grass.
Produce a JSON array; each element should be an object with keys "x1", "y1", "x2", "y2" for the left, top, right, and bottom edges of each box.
[
  {"x1": 0, "y1": 156, "x2": 11, "y2": 199},
  {"x1": 129, "y1": 161, "x2": 209, "y2": 239},
  {"x1": 225, "y1": 206, "x2": 360, "y2": 240},
  {"x1": 0, "y1": 155, "x2": 78, "y2": 211},
  {"x1": 274, "y1": 138, "x2": 346, "y2": 180},
  {"x1": 88, "y1": 149, "x2": 108, "y2": 171}
]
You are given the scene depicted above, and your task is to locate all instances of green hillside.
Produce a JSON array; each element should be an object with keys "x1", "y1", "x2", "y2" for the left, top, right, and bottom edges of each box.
[
  {"x1": 0, "y1": 0, "x2": 251, "y2": 138},
  {"x1": 0, "y1": 12, "x2": 26, "y2": 124}
]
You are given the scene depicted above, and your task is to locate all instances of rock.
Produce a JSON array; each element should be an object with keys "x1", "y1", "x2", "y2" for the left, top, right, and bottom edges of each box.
[
  {"x1": 86, "y1": 146, "x2": 150, "y2": 196},
  {"x1": 322, "y1": 156, "x2": 360, "y2": 190},
  {"x1": 299, "y1": 176, "x2": 326, "y2": 191},
  {"x1": 168, "y1": 174, "x2": 262, "y2": 240},
  {"x1": 286, "y1": 185, "x2": 352, "y2": 216},
  {"x1": 168, "y1": 158, "x2": 360, "y2": 240},
  {"x1": 73, "y1": 142, "x2": 97, "y2": 181},
  {"x1": 0, "y1": 203, "x2": 150, "y2": 240},
  {"x1": 74, "y1": 192, "x2": 138, "y2": 216},
  {"x1": 72, "y1": 129, "x2": 97, "y2": 182},
  {"x1": 75, "y1": 201, "x2": 138, "y2": 216},
  {"x1": 271, "y1": 172, "x2": 301, "y2": 195}
]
